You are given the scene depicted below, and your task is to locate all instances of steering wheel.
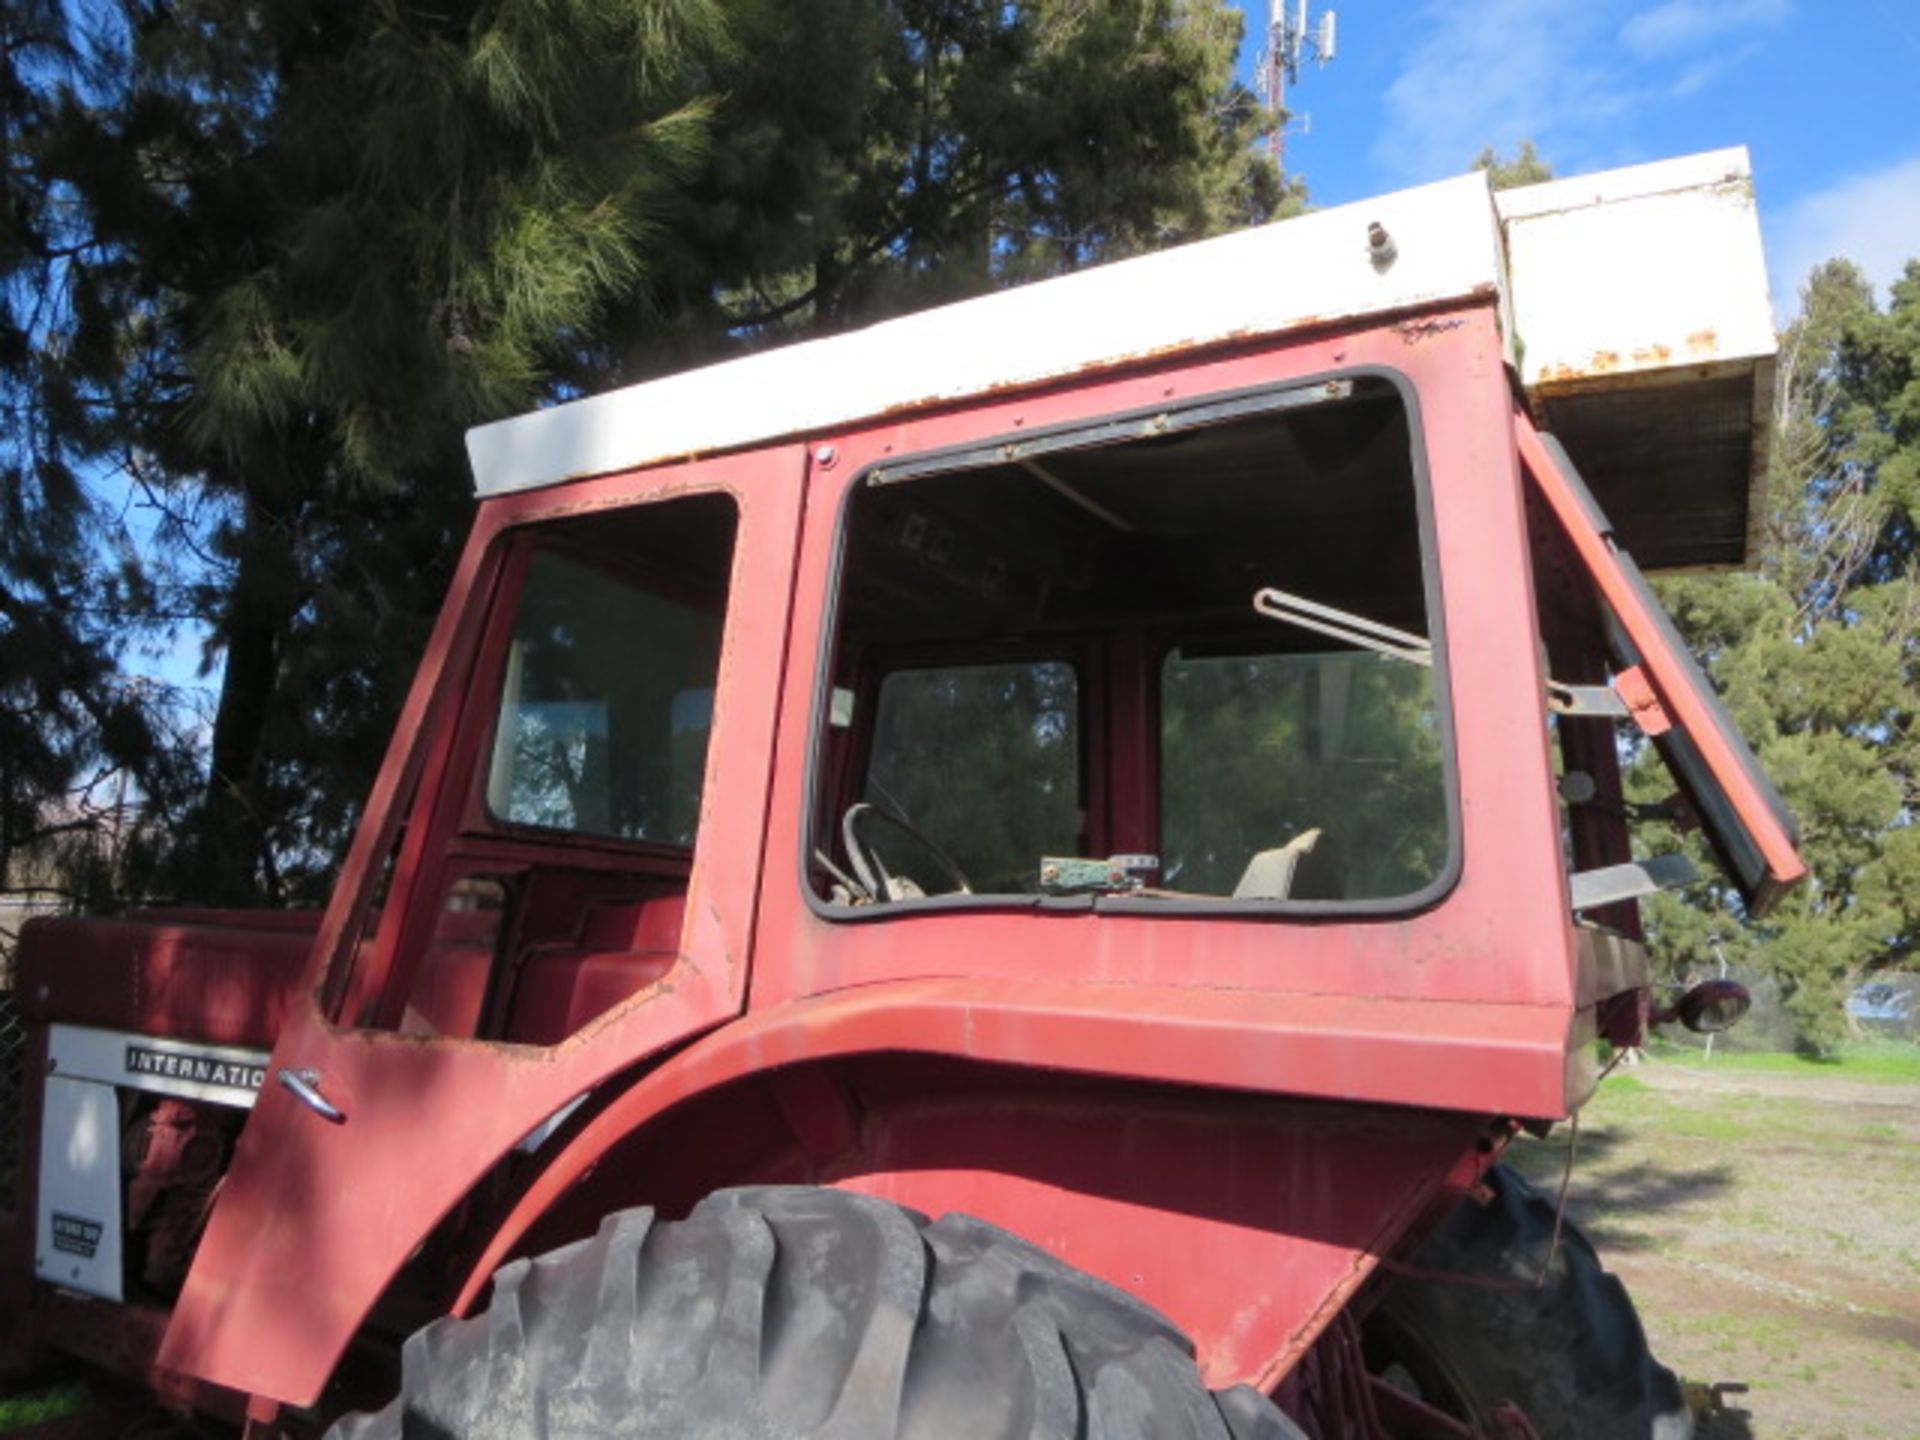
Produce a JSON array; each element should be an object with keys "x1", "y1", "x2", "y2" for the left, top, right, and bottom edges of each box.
[{"x1": 841, "y1": 802, "x2": 974, "y2": 902}]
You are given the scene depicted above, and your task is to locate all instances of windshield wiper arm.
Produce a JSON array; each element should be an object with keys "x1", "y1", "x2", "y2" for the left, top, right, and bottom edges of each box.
[
  {"x1": 1251, "y1": 587, "x2": 1432, "y2": 666},
  {"x1": 1251, "y1": 586, "x2": 1631, "y2": 719}
]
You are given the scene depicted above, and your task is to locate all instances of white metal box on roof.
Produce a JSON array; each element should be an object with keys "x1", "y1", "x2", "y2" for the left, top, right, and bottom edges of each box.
[
  {"x1": 468, "y1": 147, "x2": 1775, "y2": 569},
  {"x1": 1496, "y1": 148, "x2": 1773, "y2": 569}
]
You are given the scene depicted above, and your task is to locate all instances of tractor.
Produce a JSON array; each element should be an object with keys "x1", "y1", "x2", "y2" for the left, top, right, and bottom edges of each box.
[{"x1": 1, "y1": 147, "x2": 1801, "y2": 1438}]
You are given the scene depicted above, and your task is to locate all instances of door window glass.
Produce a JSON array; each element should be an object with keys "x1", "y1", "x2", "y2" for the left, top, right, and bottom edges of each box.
[
  {"x1": 487, "y1": 550, "x2": 724, "y2": 846},
  {"x1": 328, "y1": 492, "x2": 739, "y2": 1038}
]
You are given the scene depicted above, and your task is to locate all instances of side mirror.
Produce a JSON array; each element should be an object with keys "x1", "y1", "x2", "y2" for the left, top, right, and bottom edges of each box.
[{"x1": 1655, "y1": 978, "x2": 1751, "y2": 1034}]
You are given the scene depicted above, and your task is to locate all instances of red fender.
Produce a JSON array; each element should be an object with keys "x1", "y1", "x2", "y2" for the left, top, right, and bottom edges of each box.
[{"x1": 457, "y1": 980, "x2": 1506, "y2": 1389}]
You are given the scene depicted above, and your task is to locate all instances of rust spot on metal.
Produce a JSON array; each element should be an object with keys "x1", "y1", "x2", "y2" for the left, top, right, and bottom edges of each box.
[
  {"x1": 1393, "y1": 316, "x2": 1466, "y2": 344},
  {"x1": 1539, "y1": 347, "x2": 1643, "y2": 383},
  {"x1": 1685, "y1": 328, "x2": 1718, "y2": 357},
  {"x1": 1630, "y1": 343, "x2": 1673, "y2": 366}
]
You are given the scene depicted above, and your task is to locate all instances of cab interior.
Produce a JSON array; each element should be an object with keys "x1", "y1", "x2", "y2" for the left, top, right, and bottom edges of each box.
[{"x1": 808, "y1": 376, "x2": 1455, "y2": 909}]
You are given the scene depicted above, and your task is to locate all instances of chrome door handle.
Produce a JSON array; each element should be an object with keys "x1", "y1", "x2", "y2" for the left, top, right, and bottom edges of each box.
[{"x1": 278, "y1": 1067, "x2": 346, "y2": 1123}]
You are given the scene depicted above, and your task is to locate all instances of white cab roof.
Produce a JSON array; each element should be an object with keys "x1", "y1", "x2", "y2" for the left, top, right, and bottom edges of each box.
[
  {"x1": 469, "y1": 170, "x2": 1506, "y2": 497},
  {"x1": 469, "y1": 147, "x2": 1774, "y2": 570}
]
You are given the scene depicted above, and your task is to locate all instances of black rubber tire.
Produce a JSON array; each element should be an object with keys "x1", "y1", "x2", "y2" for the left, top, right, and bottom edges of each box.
[
  {"x1": 331, "y1": 1186, "x2": 1306, "y2": 1440},
  {"x1": 1366, "y1": 1165, "x2": 1693, "y2": 1440}
]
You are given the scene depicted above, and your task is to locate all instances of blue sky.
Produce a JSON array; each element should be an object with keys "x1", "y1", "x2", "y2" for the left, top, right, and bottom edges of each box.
[{"x1": 1229, "y1": 0, "x2": 1920, "y2": 315}]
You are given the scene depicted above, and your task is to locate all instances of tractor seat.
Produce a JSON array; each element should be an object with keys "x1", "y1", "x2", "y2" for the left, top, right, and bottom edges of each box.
[
  {"x1": 503, "y1": 892, "x2": 688, "y2": 1046},
  {"x1": 1231, "y1": 829, "x2": 1345, "y2": 901}
]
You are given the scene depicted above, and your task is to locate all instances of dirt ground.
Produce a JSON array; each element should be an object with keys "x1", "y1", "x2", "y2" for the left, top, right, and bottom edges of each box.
[{"x1": 1505, "y1": 1059, "x2": 1920, "y2": 1440}]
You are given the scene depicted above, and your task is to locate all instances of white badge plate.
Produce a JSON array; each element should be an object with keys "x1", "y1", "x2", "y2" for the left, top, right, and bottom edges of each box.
[{"x1": 49, "y1": 1024, "x2": 270, "y2": 1109}]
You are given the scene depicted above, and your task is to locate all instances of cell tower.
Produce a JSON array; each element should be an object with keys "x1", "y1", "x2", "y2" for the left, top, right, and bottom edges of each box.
[{"x1": 1260, "y1": 0, "x2": 1339, "y2": 179}]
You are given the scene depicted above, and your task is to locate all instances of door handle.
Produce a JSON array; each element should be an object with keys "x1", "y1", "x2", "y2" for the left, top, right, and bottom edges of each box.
[{"x1": 278, "y1": 1067, "x2": 346, "y2": 1123}]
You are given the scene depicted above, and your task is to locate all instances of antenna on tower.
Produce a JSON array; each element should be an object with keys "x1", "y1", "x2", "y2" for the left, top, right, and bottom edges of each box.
[{"x1": 1259, "y1": 1, "x2": 1340, "y2": 181}]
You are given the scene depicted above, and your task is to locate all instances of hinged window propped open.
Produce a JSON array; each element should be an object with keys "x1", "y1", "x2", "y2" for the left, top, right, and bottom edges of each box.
[{"x1": 1516, "y1": 411, "x2": 1807, "y2": 916}]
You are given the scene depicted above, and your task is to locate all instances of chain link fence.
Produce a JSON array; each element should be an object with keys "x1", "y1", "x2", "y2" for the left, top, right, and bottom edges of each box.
[
  {"x1": 1650, "y1": 960, "x2": 1920, "y2": 1057},
  {"x1": 2, "y1": 891, "x2": 64, "y2": 1217},
  {"x1": 0, "y1": 987, "x2": 25, "y2": 1215}
]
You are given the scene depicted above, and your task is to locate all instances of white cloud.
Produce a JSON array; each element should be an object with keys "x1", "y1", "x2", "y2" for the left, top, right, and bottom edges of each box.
[
  {"x1": 1767, "y1": 155, "x2": 1920, "y2": 319},
  {"x1": 1665, "y1": 40, "x2": 1762, "y2": 98},
  {"x1": 1369, "y1": 0, "x2": 1630, "y2": 184},
  {"x1": 1621, "y1": 0, "x2": 1790, "y2": 59},
  {"x1": 1369, "y1": 0, "x2": 1791, "y2": 186}
]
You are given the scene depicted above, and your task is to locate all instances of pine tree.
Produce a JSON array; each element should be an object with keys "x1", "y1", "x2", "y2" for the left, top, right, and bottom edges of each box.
[
  {"x1": 1, "y1": 0, "x2": 194, "y2": 940},
  {"x1": 646, "y1": 0, "x2": 1281, "y2": 346},
  {"x1": 1472, "y1": 141, "x2": 1552, "y2": 190},
  {"x1": 1640, "y1": 260, "x2": 1920, "y2": 1052},
  {"x1": 6, "y1": 0, "x2": 1279, "y2": 908},
  {"x1": 28, "y1": 0, "x2": 734, "y2": 901}
]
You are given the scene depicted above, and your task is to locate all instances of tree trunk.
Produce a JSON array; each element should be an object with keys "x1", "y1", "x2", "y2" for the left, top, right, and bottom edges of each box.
[{"x1": 190, "y1": 495, "x2": 302, "y2": 904}]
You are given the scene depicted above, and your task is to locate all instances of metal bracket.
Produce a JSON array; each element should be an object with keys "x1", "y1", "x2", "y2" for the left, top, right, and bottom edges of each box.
[
  {"x1": 1251, "y1": 587, "x2": 1432, "y2": 666},
  {"x1": 1611, "y1": 663, "x2": 1672, "y2": 735},
  {"x1": 1546, "y1": 682, "x2": 1629, "y2": 719},
  {"x1": 1568, "y1": 854, "x2": 1698, "y2": 912},
  {"x1": 1249, "y1": 590, "x2": 1641, "y2": 728}
]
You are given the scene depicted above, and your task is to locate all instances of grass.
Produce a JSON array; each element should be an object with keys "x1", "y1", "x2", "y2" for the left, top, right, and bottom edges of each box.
[
  {"x1": 1575, "y1": 1066, "x2": 1914, "y2": 1165},
  {"x1": 0, "y1": 1383, "x2": 91, "y2": 1432},
  {"x1": 1647, "y1": 1039, "x2": 1920, "y2": 1082}
]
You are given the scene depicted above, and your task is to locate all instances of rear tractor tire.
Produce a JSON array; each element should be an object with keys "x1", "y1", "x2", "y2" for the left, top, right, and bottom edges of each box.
[
  {"x1": 1366, "y1": 1164, "x2": 1694, "y2": 1440},
  {"x1": 331, "y1": 1186, "x2": 1306, "y2": 1440}
]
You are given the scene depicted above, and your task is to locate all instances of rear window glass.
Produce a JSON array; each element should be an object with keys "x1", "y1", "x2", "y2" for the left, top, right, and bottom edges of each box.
[{"x1": 1161, "y1": 649, "x2": 1447, "y2": 900}]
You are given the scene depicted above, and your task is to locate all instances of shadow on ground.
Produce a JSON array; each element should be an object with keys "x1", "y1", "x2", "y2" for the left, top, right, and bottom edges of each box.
[{"x1": 1504, "y1": 1125, "x2": 1736, "y2": 1252}]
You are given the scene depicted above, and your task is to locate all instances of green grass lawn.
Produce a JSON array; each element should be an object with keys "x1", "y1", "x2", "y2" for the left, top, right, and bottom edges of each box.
[{"x1": 1646, "y1": 1039, "x2": 1920, "y2": 1082}]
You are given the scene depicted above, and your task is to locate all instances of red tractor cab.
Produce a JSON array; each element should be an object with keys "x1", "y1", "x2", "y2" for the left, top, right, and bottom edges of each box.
[{"x1": 4, "y1": 147, "x2": 1799, "y2": 1439}]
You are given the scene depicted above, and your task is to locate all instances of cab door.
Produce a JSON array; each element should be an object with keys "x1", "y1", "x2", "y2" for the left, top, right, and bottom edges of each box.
[{"x1": 160, "y1": 447, "x2": 805, "y2": 1407}]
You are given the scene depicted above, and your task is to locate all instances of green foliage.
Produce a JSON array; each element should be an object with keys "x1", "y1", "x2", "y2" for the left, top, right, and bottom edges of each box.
[
  {"x1": 1639, "y1": 259, "x2": 1920, "y2": 1054},
  {"x1": 0, "y1": 1383, "x2": 93, "y2": 1432},
  {"x1": 7, "y1": 0, "x2": 743, "y2": 903},
  {"x1": 0, "y1": 0, "x2": 1280, "y2": 908},
  {"x1": 1472, "y1": 140, "x2": 1552, "y2": 191},
  {"x1": 1160, "y1": 654, "x2": 1446, "y2": 898},
  {"x1": 653, "y1": 0, "x2": 1281, "y2": 341},
  {"x1": 0, "y1": 0, "x2": 195, "y2": 929}
]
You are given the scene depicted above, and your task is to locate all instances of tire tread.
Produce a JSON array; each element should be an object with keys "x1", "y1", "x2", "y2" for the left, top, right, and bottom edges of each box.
[
  {"x1": 332, "y1": 1187, "x2": 1308, "y2": 1440},
  {"x1": 1373, "y1": 1164, "x2": 1694, "y2": 1440}
]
